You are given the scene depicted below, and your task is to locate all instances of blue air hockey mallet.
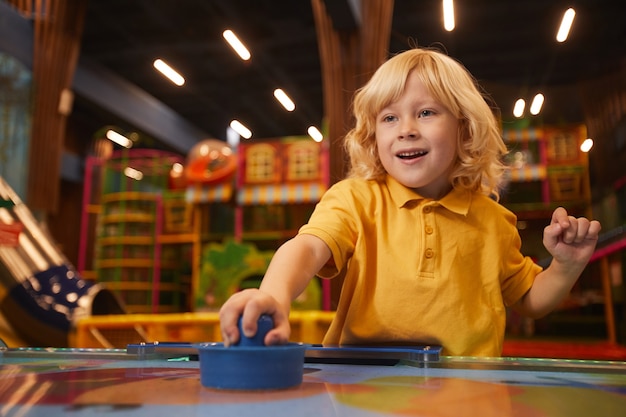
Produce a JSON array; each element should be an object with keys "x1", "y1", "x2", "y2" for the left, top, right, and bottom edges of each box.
[{"x1": 196, "y1": 314, "x2": 306, "y2": 390}]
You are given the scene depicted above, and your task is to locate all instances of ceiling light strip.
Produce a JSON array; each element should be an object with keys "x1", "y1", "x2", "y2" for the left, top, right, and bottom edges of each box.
[
  {"x1": 529, "y1": 93, "x2": 544, "y2": 115},
  {"x1": 105, "y1": 129, "x2": 132, "y2": 148},
  {"x1": 230, "y1": 120, "x2": 252, "y2": 139},
  {"x1": 513, "y1": 99, "x2": 526, "y2": 118},
  {"x1": 223, "y1": 30, "x2": 251, "y2": 60},
  {"x1": 556, "y1": 8, "x2": 576, "y2": 42},
  {"x1": 442, "y1": 0, "x2": 455, "y2": 31},
  {"x1": 153, "y1": 59, "x2": 185, "y2": 86},
  {"x1": 274, "y1": 88, "x2": 296, "y2": 111},
  {"x1": 308, "y1": 126, "x2": 323, "y2": 142}
]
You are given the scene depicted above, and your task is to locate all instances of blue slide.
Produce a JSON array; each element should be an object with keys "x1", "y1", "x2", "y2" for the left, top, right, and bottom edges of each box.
[{"x1": 0, "y1": 177, "x2": 125, "y2": 347}]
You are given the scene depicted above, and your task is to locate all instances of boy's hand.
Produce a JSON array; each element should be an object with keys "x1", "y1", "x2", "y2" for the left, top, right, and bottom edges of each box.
[
  {"x1": 543, "y1": 207, "x2": 601, "y2": 266},
  {"x1": 219, "y1": 288, "x2": 291, "y2": 347}
]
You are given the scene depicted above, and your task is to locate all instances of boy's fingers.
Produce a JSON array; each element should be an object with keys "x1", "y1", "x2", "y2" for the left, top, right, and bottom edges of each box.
[
  {"x1": 241, "y1": 305, "x2": 264, "y2": 338},
  {"x1": 560, "y1": 216, "x2": 578, "y2": 244},
  {"x1": 263, "y1": 310, "x2": 290, "y2": 345},
  {"x1": 220, "y1": 289, "x2": 289, "y2": 346},
  {"x1": 219, "y1": 290, "x2": 253, "y2": 346},
  {"x1": 220, "y1": 316, "x2": 239, "y2": 347},
  {"x1": 573, "y1": 218, "x2": 591, "y2": 243},
  {"x1": 543, "y1": 220, "x2": 562, "y2": 246},
  {"x1": 588, "y1": 220, "x2": 602, "y2": 237},
  {"x1": 550, "y1": 207, "x2": 569, "y2": 227},
  {"x1": 242, "y1": 295, "x2": 289, "y2": 345}
]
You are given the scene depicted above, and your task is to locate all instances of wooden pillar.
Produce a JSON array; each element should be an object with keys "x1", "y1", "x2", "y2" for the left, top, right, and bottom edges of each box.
[
  {"x1": 311, "y1": 0, "x2": 394, "y2": 183},
  {"x1": 311, "y1": 0, "x2": 394, "y2": 308},
  {"x1": 8, "y1": 0, "x2": 88, "y2": 213}
]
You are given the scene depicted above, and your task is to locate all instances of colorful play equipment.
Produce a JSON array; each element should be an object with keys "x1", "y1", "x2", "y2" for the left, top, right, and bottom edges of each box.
[
  {"x1": 0, "y1": 176, "x2": 125, "y2": 347},
  {"x1": 501, "y1": 124, "x2": 591, "y2": 212},
  {"x1": 79, "y1": 148, "x2": 192, "y2": 314},
  {"x1": 73, "y1": 310, "x2": 336, "y2": 348},
  {"x1": 186, "y1": 135, "x2": 332, "y2": 310},
  {"x1": 197, "y1": 239, "x2": 320, "y2": 311},
  {"x1": 77, "y1": 136, "x2": 331, "y2": 316},
  {"x1": 185, "y1": 139, "x2": 237, "y2": 185}
]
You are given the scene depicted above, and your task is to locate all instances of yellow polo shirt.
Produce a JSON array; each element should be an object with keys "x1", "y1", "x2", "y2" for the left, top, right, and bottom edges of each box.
[{"x1": 298, "y1": 175, "x2": 541, "y2": 356}]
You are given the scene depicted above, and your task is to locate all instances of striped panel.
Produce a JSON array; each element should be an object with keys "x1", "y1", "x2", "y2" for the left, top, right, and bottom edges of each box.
[
  {"x1": 185, "y1": 183, "x2": 233, "y2": 203},
  {"x1": 506, "y1": 165, "x2": 547, "y2": 181},
  {"x1": 237, "y1": 183, "x2": 327, "y2": 205},
  {"x1": 502, "y1": 127, "x2": 544, "y2": 142}
]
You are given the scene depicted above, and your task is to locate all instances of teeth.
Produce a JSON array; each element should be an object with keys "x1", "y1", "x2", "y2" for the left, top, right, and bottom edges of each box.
[{"x1": 397, "y1": 150, "x2": 427, "y2": 158}]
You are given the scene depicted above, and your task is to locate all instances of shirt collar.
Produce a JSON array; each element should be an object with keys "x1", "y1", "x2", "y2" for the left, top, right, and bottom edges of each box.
[{"x1": 385, "y1": 175, "x2": 472, "y2": 216}]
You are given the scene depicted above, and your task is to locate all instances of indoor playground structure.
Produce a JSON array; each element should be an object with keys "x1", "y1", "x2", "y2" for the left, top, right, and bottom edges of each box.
[
  {"x1": 78, "y1": 148, "x2": 193, "y2": 314},
  {"x1": 77, "y1": 136, "x2": 329, "y2": 318},
  {"x1": 68, "y1": 136, "x2": 328, "y2": 348}
]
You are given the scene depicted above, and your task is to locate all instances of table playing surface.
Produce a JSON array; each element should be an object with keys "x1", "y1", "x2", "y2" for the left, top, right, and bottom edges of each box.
[{"x1": 1, "y1": 347, "x2": 625, "y2": 417}]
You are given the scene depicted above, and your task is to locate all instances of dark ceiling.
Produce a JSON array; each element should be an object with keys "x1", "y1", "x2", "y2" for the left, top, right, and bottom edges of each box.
[{"x1": 76, "y1": 0, "x2": 626, "y2": 148}]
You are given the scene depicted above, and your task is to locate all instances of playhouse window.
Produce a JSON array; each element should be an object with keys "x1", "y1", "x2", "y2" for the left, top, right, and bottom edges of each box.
[
  {"x1": 246, "y1": 144, "x2": 278, "y2": 183},
  {"x1": 286, "y1": 142, "x2": 319, "y2": 181}
]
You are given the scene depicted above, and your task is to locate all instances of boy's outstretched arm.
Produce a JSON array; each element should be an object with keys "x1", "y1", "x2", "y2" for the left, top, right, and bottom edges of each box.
[
  {"x1": 513, "y1": 207, "x2": 602, "y2": 319},
  {"x1": 219, "y1": 233, "x2": 331, "y2": 346}
]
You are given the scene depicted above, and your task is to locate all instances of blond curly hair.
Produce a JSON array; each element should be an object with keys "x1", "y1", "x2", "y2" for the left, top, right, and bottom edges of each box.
[{"x1": 344, "y1": 48, "x2": 508, "y2": 199}]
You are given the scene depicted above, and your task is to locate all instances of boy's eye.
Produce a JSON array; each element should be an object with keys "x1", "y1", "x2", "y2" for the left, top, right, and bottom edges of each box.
[
  {"x1": 419, "y1": 109, "x2": 435, "y2": 117},
  {"x1": 382, "y1": 115, "x2": 397, "y2": 122}
]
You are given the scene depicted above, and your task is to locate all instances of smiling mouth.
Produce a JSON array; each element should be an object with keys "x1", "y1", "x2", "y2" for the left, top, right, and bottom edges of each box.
[{"x1": 397, "y1": 150, "x2": 427, "y2": 160}]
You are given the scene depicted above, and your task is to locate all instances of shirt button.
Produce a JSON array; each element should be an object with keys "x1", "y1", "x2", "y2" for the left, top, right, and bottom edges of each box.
[
  {"x1": 425, "y1": 226, "x2": 433, "y2": 234},
  {"x1": 425, "y1": 249, "x2": 434, "y2": 258},
  {"x1": 423, "y1": 206, "x2": 432, "y2": 213}
]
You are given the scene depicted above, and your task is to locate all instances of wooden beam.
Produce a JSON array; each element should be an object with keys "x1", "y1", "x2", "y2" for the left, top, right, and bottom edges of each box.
[
  {"x1": 26, "y1": 0, "x2": 88, "y2": 213},
  {"x1": 311, "y1": 0, "x2": 393, "y2": 184}
]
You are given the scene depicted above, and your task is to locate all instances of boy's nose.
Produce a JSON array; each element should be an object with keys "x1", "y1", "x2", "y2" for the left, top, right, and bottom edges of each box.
[{"x1": 399, "y1": 121, "x2": 418, "y2": 139}]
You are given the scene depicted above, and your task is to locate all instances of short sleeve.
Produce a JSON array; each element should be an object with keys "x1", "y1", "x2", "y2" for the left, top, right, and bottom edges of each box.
[
  {"x1": 499, "y1": 221, "x2": 543, "y2": 306},
  {"x1": 298, "y1": 180, "x2": 361, "y2": 278}
]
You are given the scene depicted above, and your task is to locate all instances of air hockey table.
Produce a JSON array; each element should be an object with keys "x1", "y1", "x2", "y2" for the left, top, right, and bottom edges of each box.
[{"x1": 1, "y1": 346, "x2": 625, "y2": 417}]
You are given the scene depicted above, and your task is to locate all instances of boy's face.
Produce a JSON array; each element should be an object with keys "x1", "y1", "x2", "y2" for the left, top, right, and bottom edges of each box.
[{"x1": 375, "y1": 71, "x2": 459, "y2": 199}]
